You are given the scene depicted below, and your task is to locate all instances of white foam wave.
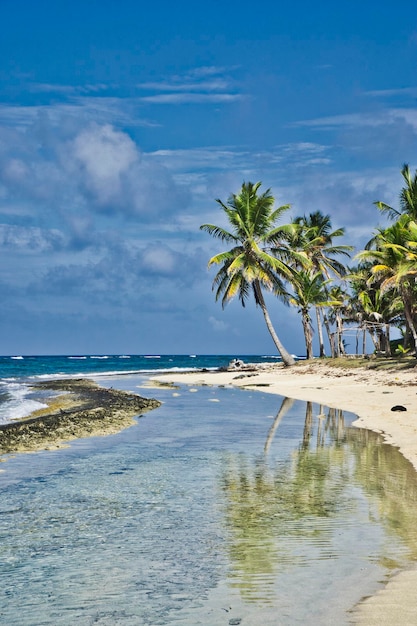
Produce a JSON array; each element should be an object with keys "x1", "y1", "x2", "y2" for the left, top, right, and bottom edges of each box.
[
  {"x1": 0, "y1": 382, "x2": 48, "y2": 424},
  {"x1": 11, "y1": 356, "x2": 24, "y2": 360}
]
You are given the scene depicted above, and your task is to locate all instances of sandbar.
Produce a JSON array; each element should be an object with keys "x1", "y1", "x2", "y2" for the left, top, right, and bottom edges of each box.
[{"x1": 0, "y1": 378, "x2": 161, "y2": 455}]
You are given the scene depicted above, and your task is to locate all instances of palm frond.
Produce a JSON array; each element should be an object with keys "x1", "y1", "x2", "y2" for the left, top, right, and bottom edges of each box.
[
  {"x1": 200, "y1": 223, "x2": 238, "y2": 243},
  {"x1": 374, "y1": 201, "x2": 401, "y2": 220}
]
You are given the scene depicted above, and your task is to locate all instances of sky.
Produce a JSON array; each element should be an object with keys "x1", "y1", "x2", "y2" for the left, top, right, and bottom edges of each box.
[{"x1": 1, "y1": 0, "x2": 417, "y2": 356}]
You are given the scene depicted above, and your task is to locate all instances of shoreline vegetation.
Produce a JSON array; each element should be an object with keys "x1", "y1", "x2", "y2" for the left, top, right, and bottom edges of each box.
[{"x1": 0, "y1": 378, "x2": 161, "y2": 455}]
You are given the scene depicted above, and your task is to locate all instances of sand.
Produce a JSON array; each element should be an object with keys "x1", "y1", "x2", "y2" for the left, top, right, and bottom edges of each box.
[{"x1": 151, "y1": 359, "x2": 417, "y2": 626}]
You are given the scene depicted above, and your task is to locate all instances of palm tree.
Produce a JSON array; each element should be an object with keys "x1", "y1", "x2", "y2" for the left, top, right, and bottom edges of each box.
[
  {"x1": 347, "y1": 263, "x2": 403, "y2": 356},
  {"x1": 288, "y1": 270, "x2": 337, "y2": 359},
  {"x1": 356, "y1": 215, "x2": 417, "y2": 354},
  {"x1": 285, "y1": 211, "x2": 352, "y2": 357},
  {"x1": 200, "y1": 181, "x2": 302, "y2": 366},
  {"x1": 375, "y1": 164, "x2": 417, "y2": 221},
  {"x1": 327, "y1": 285, "x2": 350, "y2": 356}
]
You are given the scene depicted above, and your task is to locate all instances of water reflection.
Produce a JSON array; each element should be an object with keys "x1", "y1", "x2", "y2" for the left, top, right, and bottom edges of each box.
[{"x1": 221, "y1": 400, "x2": 417, "y2": 604}]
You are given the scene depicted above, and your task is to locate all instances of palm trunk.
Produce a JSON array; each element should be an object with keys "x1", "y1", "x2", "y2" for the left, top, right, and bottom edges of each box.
[
  {"x1": 322, "y1": 310, "x2": 335, "y2": 357},
  {"x1": 254, "y1": 281, "x2": 295, "y2": 366},
  {"x1": 302, "y1": 309, "x2": 314, "y2": 359},
  {"x1": 335, "y1": 312, "x2": 345, "y2": 356},
  {"x1": 384, "y1": 324, "x2": 391, "y2": 356},
  {"x1": 400, "y1": 285, "x2": 417, "y2": 355},
  {"x1": 264, "y1": 397, "x2": 294, "y2": 454},
  {"x1": 315, "y1": 306, "x2": 326, "y2": 357}
]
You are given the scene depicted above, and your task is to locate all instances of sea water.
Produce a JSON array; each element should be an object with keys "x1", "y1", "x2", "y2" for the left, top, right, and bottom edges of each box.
[
  {"x1": 1, "y1": 368, "x2": 417, "y2": 625},
  {"x1": 0, "y1": 354, "x2": 276, "y2": 425}
]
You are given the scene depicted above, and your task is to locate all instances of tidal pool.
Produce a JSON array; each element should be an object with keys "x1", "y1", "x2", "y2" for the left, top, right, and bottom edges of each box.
[{"x1": 1, "y1": 377, "x2": 417, "y2": 625}]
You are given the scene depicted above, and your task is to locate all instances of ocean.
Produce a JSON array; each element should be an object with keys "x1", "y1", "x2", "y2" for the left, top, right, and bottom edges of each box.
[
  {"x1": 1, "y1": 355, "x2": 417, "y2": 625},
  {"x1": 0, "y1": 354, "x2": 278, "y2": 425}
]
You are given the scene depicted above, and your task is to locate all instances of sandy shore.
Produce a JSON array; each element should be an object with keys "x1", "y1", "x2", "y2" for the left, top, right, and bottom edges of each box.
[{"x1": 151, "y1": 359, "x2": 417, "y2": 625}]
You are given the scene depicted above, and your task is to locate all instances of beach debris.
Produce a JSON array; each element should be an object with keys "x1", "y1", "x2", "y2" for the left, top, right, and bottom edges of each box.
[
  {"x1": 391, "y1": 405, "x2": 407, "y2": 411},
  {"x1": 233, "y1": 373, "x2": 258, "y2": 379},
  {"x1": 228, "y1": 358, "x2": 245, "y2": 369}
]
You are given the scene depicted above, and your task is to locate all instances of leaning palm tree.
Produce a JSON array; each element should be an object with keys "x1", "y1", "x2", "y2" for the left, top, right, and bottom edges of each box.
[{"x1": 200, "y1": 181, "x2": 303, "y2": 366}]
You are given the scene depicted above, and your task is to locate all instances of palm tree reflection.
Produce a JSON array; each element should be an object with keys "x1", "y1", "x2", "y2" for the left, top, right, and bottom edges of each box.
[{"x1": 221, "y1": 399, "x2": 417, "y2": 603}]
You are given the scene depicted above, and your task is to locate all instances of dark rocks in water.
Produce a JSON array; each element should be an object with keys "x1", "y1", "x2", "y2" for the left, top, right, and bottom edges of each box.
[
  {"x1": 391, "y1": 405, "x2": 407, "y2": 412},
  {"x1": 0, "y1": 378, "x2": 161, "y2": 455}
]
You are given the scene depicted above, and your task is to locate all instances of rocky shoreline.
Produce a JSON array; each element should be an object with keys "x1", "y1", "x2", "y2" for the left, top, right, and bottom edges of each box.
[{"x1": 0, "y1": 378, "x2": 161, "y2": 455}]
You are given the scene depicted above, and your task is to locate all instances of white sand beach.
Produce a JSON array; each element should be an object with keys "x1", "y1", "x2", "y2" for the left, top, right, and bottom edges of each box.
[{"x1": 152, "y1": 360, "x2": 417, "y2": 625}]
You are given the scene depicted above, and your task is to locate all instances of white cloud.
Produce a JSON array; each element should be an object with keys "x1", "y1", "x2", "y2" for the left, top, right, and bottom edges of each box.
[
  {"x1": 0, "y1": 224, "x2": 65, "y2": 251},
  {"x1": 295, "y1": 108, "x2": 417, "y2": 133},
  {"x1": 141, "y1": 245, "x2": 176, "y2": 274},
  {"x1": 139, "y1": 93, "x2": 243, "y2": 104},
  {"x1": 70, "y1": 123, "x2": 139, "y2": 208},
  {"x1": 137, "y1": 79, "x2": 229, "y2": 92},
  {"x1": 208, "y1": 316, "x2": 229, "y2": 331}
]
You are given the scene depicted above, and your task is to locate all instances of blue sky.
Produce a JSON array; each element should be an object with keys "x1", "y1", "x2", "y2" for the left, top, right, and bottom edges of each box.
[{"x1": 1, "y1": 0, "x2": 416, "y2": 355}]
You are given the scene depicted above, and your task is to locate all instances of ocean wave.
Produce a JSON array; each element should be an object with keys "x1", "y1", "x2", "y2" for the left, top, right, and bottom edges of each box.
[
  {"x1": 0, "y1": 381, "x2": 48, "y2": 424},
  {"x1": 26, "y1": 366, "x2": 214, "y2": 382},
  {"x1": 11, "y1": 356, "x2": 24, "y2": 360}
]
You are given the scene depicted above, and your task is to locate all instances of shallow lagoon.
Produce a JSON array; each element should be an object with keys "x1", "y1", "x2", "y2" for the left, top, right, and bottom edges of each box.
[{"x1": 1, "y1": 376, "x2": 417, "y2": 625}]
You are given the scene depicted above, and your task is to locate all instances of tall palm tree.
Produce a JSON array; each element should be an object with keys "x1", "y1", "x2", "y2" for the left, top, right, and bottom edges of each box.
[
  {"x1": 285, "y1": 211, "x2": 352, "y2": 357},
  {"x1": 288, "y1": 270, "x2": 338, "y2": 359},
  {"x1": 327, "y1": 285, "x2": 350, "y2": 356},
  {"x1": 200, "y1": 181, "x2": 303, "y2": 366},
  {"x1": 375, "y1": 164, "x2": 417, "y2": 221},
  {"x1": 356, "y1": 215, "x2": 417, "y2": 354}
]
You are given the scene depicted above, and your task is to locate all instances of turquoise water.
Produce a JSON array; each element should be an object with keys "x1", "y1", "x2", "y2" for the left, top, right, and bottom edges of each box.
[
  {"x1": 0, "y1": 354, "x2": 281, "y2": 424},
  {"x1": 1, "y1": 375, "x2": 417, "y2": 625}
]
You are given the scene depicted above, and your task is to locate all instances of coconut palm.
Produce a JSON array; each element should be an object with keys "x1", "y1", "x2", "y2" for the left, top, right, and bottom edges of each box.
[
  {"x1": 347, "y1": 263, "x2": 403, "y2": 356},
  {"x1": 285, "y1": 211, "x2": 352, "y2": 357},
  {"x1": 375, "y1": 164, "x2": 417, "y2": 221},
  {"x1": 288, "y1": 270, "x2": 338, "y2": 359},
  {"x1": 326, "y1": 285, "x2": 350, "y2": 356},
  {"x1": 356, "y1": 215, "x2": 417, "y2": 354},
  {"x1": 200, "y1": 181, "x2": 304, "y2": 366}
]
